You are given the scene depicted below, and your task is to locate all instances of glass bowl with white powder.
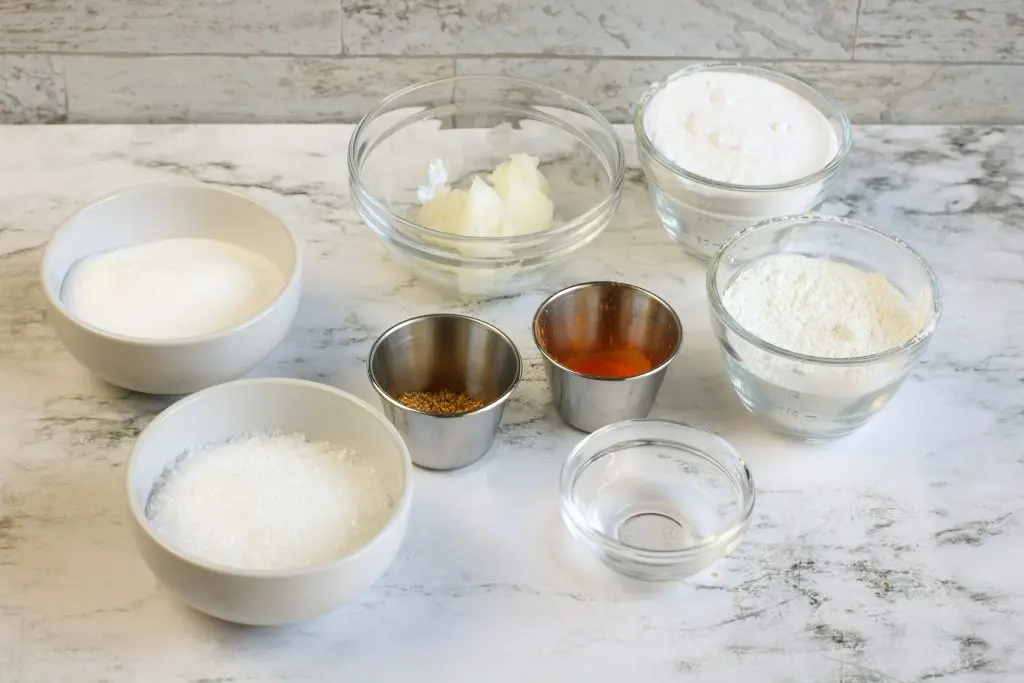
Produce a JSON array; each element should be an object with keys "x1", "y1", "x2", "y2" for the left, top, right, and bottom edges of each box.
[
  {"x1": 707, "y1": 213, "x2": 941, "y2": 441},
  {"x1": 349, "y1": 75, "x2": 625, "y2": 298},
  {"x1": 635, "y1": 64, "x2": 852, "y2": 261}
]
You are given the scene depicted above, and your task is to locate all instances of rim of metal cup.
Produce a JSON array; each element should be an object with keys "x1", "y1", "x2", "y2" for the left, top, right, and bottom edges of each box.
[
  {"x1": 706, "y1": 212, "x2": 943, "y2": 367},
  {"x1": 347, "y1": 74, "x2": 627, "y2": 247},
  {"x1": 633, "y1": 63, "x2": 853, "y2": 192},
  {"x1": 39, "y1": 181, "x2": 303, "y2": 348},
  {"x1": 367, "y1": 313, "x2": 523, "y2": 418},
  {"x1": 559, "y1": 418, "x2": 756, "y2": 564},
  {"x1": 532, "y1": 281, "x2": 684, "y2": 381},
  {"x1": 126, "y1": 377, "x2": 414, "y2": 579}
]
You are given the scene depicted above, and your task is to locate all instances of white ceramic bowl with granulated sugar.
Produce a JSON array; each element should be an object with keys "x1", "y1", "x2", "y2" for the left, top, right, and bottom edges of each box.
[
  {"x1": 40, "y1": 182, "x2": 302, "y2": 395},
  {"x1": 126, "y1": 377, "x2": 414, "y2": 626}
]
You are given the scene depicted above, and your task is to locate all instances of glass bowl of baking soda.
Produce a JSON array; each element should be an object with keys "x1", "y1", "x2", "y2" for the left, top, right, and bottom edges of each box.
[
  {"x1": 634, "y1": 63, "x2": 851, "y2": 261},
  {"x1": 707, "y1": 213, "x2": 942, "y2": 441},
  {"x1": 348, "y1": 75, "x2": 625, "y2": 299}
]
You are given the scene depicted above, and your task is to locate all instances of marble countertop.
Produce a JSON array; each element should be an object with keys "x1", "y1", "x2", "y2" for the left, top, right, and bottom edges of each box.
[{"x1": 0, "y1": 124, "x2": 1021, "y2": 682}]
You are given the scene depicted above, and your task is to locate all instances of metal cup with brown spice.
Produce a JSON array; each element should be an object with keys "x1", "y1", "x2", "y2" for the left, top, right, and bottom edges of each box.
[{"x1": 367, "y1": 313, "x2": 522, "y2": 470}]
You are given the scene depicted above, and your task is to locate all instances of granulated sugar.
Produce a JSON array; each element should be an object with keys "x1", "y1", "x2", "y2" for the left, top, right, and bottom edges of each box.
[
  {"x1": 146, "y1": 432, "x2": 395, "y2": 571},
  {"x1": 62, "y1": 237, "x2": 285, "y2": 339}
]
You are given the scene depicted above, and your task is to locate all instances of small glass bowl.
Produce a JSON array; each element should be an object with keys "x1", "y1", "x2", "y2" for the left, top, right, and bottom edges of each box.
[
  {"x1": 348, "y1": 75, "x2": 625, "y2": 299},
  {"x1": 634, "y1": 63, "x2": 852, "y2": 261},
  {"x1": 560, "y1": 419, "x2": 755, "y2": 582},
  {"x1": 707, "y1": 213, "x2": 942, "y2": 441}
]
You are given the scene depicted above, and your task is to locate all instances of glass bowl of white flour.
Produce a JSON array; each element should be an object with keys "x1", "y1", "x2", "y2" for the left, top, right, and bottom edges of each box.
[
  {"x1": 635, "y1": 64, "x2": 851, "y2": 261},
  {"x1": 707, "y1": 213, "x2": 941, "y2": 441}
]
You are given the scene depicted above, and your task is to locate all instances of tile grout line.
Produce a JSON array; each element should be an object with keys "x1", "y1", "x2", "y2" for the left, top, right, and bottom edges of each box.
[
  {"x1": 337, "y1": 0, "x2": 345, "y2": 56},
  {"x1": 60, "y1": 54, "x2": 70, "y2": 123},
  {"x1": 852, "y1": 0, "x2": 865, "y2": 60},
  {"x1": 14, "y1": 53, "x2": 1024, "y2": 67}
]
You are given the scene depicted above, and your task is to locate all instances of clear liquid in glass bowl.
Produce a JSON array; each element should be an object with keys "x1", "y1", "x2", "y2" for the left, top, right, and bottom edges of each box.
[{"x1": 560, "y1": 419, "x2": 754, "y2": 581}]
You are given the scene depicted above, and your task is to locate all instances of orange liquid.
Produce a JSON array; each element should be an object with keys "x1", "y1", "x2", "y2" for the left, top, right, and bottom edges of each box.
[{"x1": 563, "y1": 348, "x2": 652, "y2": 378}]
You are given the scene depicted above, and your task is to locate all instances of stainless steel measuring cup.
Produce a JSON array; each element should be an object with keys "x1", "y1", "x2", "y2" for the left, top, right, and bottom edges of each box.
[
  {"x1": 533, "y1": 281, "x2": 683, "y2": 432},
  {"x1": 368, "y1": 313, "x2": 522, "y2": 470}
]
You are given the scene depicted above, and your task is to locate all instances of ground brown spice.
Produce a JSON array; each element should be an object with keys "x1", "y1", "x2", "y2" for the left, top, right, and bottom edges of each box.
[{"x1": 396, "y1": 389, "x2": 484, "y2": 415}]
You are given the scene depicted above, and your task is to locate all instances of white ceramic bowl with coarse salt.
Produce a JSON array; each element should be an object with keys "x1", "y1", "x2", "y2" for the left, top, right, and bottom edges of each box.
[
  {"x1": 126, "y1": 377, "x2": 414, "y2": 626},
  {"x1": 40, "y1": 182, "x2": 302, "y2": 395}
]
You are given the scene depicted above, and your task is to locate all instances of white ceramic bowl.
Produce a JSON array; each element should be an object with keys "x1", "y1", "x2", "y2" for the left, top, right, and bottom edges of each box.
[
  {"x1": 126, "y1": 377, "x2": 414, "y2": 626},
  {"x1": 40, "y1": 182, "x2": 302, "y2": 395}
]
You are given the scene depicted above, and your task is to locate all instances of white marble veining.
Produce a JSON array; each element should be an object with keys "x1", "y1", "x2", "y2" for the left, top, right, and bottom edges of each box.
[{"x1": 0, "y1": 124, "x2": 1022, "y2": 681}]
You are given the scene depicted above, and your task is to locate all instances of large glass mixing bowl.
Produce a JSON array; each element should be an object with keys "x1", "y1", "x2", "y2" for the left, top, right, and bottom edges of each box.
[{"x1": 348, "y1": 76, "x2": 625, "y2": 299}]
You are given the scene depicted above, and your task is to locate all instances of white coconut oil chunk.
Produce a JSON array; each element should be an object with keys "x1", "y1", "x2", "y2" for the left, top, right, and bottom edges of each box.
[
  {"x1": 645, "y1": 71, "x2": 838, "y2": 185},
  {"x1": 61, "y1": 237, "x2": 286, "y2": 339},
  {"x1": 415, "y1": 153, "x2": 554, "y2": 237}
]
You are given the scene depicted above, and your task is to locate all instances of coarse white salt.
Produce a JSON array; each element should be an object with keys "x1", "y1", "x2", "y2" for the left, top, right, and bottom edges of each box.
[{"x1": 146, "y1": 432, "x2": 396, "y2": 572}]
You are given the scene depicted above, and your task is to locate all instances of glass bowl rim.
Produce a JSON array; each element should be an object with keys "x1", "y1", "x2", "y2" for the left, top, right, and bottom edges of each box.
[
  {"x1": 559, "y1": 418, "x2": 756, "y2": 563},
  {"x1": 633, "y1": 62, "x2": 852, "y2": 192},
  {"x1": 347, "y1": 74, "x2": 626, "y2": 247},
  {"x1": 706, "y1": 212, "x2": 944, "y2": 366}
]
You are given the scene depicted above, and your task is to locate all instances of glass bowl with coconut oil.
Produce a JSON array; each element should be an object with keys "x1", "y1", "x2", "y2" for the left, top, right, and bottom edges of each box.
[
  {"x1": 634, "y1": 63, "x2": 852, "y2": 261},
  {"x1": 560, "y1": 419, "x2": 755, "y2": 582},
  {"x1": 348, "y1": 75, "x2": 625, "y2": 299},
  {"x1": 707, "y1": 213, "x2": 942, "y2": 441}
]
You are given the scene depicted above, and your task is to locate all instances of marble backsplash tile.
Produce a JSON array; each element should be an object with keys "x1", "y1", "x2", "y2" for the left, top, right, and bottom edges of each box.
[
  {"x1": 457, "y1": 59, "x2": 1024, "y2": 125},
  {"x1": 340, "y1": 0, "x2": 858, "y2": 59},
  {"x1": 0, "y1": 56, "x2": 66, "y2": 124},
  {"x1": 65, "y1": 56, "x2": 454, "y2": 123},
  {"x1": 856, "y1": 0, "x2": 1024, "y2": 62},
  {"x1": 56, "y1": 56, "x2": 1024, "y2": 126},
  {"x1": 0, "y1": 0, "x2": 341, "y2": 54},
  {"x1": 0, "y1": 0, "x2": 1022, "y2": 124}
]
